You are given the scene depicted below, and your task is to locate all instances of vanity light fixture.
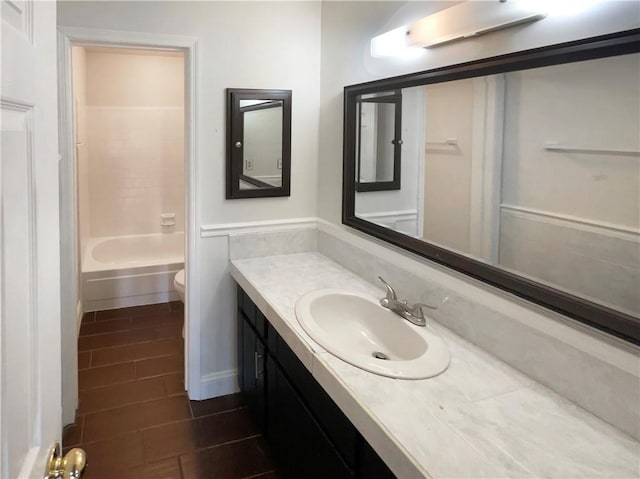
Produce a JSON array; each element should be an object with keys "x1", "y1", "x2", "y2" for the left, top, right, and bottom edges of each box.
[
  {"x1": 406, "y1": 0, "x2": 546, "y2": 49},
  {"x1": 370, "y1": 25, "x2": 421, "y2": 58},
  {"x1": 371, "y1": 0, "x2": 546, "y2": 57}
]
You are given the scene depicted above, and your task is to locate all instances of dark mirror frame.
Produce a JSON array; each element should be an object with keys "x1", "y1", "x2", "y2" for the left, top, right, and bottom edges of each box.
[
  {"x1": 356, "y1": 90, "x2": 402, "y2": 192},
  {"x1": 226, "y1": 88, "x2": 292, "y2": 199},
  {"x1": 343, "y1": 29, "x2": 640, "y2": 345}
]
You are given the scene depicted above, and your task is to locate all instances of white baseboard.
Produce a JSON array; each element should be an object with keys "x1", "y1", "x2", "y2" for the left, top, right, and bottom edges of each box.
[
  {"x1": 85, "y1": 291, "x2": 179, "y2": 312},
  {"x1": 197, "y1": 369, "x2": 239, "y2": 400}
]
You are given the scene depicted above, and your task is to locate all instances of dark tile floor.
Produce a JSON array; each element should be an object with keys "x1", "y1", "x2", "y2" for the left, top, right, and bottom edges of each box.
[{"x1": 63, "y1": 301, "x2": 278, "y2": 479}]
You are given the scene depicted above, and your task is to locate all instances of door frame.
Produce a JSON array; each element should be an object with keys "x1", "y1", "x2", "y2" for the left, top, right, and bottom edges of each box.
[{"x1": 57, "y1": 26, "x2": 201, "y2": 423}]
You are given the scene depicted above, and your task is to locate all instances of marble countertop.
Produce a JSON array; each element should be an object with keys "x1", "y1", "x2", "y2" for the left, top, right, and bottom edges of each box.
[{"x1": 230, "y1": 252, "x2": 639, "y2": 479}]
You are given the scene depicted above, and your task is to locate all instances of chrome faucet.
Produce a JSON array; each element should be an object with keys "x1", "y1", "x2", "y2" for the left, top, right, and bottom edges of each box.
[{"x1": 378, "y1": 276, "x2": 437, "y2": 327}]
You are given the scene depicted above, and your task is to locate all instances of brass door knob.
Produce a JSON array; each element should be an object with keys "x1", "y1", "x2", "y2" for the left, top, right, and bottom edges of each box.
[{"x1": 45, "y1": 442, "x2": 87, "y2": 479}]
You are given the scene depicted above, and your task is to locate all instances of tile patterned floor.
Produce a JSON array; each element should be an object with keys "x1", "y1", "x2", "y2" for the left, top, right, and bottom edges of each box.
[{"x1": 63, "y1": 301, "x2": 278, "y2": 479}]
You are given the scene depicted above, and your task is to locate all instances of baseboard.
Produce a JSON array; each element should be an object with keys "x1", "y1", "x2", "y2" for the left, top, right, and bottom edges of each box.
[
  {"x1": 197, "y1": 369, "x2": 239, "y2": 399},
  {"x1": 85, "y1": 291, "x2": 179, "y2": 312}
]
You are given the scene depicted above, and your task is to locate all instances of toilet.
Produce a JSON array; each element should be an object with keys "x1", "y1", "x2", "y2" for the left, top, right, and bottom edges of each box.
[{"x1": 174, "y1": 269, "x2": 185, "y2": 302}]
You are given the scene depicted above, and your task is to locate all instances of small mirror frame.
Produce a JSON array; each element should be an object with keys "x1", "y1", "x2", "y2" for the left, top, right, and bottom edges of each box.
[
  {"x1": 356, "y1": 90, "x2": 402, "y2": 192},
  {"x1": 342, "y1": 29, "x2": 640, "y2": 345},
  {"x1": 226, "y1": 88, "x2": 292, "y2": 199}
]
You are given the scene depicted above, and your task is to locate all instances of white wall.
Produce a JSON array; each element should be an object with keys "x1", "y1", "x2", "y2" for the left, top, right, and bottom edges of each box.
[
  {"x1": 84, "y1": 48, "x2": 185, "y2": 237},
  {"x1": 58, "y1": 0, "x2": 321, "y2": 398}
]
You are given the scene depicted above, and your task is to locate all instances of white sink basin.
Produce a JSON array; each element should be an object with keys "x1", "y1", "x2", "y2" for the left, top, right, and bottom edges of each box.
[{"x1": 295, "y1": 289, "x2": 450, "y2": 379}]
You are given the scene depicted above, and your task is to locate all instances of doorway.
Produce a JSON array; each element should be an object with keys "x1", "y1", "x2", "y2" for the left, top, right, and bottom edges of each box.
[{"x1": 58, "y1": 28, "x2": 199, "y2": 427}]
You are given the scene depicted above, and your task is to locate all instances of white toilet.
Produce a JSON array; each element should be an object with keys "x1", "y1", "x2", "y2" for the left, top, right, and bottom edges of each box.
[{"x1": 174, "y1": 269, "x2": 185, "y2": 303}]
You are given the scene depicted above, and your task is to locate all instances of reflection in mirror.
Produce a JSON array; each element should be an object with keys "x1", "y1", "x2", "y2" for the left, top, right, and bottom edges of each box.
[
  {"x1": 356, "y1": 91, "x2": 402, "y2": 191},
  {"x1": 239, "y1": 99, "x2": 283, "y2": 189},
  {"x1": 353, "y1": 51, "x2": 640, "y2": 330},
  {"x1": 226, "y1": 88, "x2": 291, "y2": 199}
]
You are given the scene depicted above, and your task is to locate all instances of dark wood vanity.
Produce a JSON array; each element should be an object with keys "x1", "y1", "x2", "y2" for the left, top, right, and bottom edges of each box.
[{"x1": 236, "y1": 285, "x2": 396, "y2": 479}]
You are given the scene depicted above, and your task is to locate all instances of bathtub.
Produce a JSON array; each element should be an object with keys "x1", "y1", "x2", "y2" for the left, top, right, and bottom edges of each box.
[{"x1": 82, "y1": 232, "x2": 184, "y2": 312}]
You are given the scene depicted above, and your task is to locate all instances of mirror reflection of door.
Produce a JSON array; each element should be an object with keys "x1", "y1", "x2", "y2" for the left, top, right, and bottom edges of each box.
[
  {"x1": 356, "y1": 91, "x2": 402, "y2": 191},
  {"x1": 239, "y1": 99, "x2": 283, "y2": 189}
]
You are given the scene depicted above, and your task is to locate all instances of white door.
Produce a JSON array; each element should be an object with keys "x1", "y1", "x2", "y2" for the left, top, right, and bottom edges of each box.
[{"x1": 1, "y1": 1, "x2": 64, "y2": 478}]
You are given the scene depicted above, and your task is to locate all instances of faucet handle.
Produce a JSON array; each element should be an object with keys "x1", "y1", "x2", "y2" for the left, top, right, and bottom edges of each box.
[
  {"x1": 409, "y1": 302, "x2": 437, "y2": 320},
  {"x1": 377, "y1": 276, "x2": 397, "y2": 301}
]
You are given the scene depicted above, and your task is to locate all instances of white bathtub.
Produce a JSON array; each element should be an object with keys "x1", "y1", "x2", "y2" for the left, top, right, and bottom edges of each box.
[{"x1": 82, "y1": 232, "x2": 184, "y2": 311}]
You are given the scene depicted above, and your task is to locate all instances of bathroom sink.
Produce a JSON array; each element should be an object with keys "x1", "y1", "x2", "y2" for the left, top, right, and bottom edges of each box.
[{"x1": 295, "y1": 289, "x2": 450, "y2": 379}]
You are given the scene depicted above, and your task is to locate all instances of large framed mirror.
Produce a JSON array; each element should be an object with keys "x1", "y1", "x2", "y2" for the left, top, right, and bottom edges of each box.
[
  {"x1": 343, "y1": 29, "x2": 640, "y2": 344},
  {"x1": 226, "y1": 88, "x2": 292, "y2": 199}
]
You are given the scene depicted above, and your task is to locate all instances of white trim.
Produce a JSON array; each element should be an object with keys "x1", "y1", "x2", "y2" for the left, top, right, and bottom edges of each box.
[
  {"x1": 56, "y1": 26, "x2": 197, "y2": 50},
  {"x1": 56, "y1": 27, "x2": 200, "y2": 404},
  {"x1": 56, "y1": 29, "x2": 79, "y2": 426},
  {"x1": 184, "y1": 37, "x2": 200, "y2": 400},
  {"x1": 500, "y1": 204, "x2": 639, "y2": 240},
  {"x1": 85, "y1": 105, "x2": 184, "y2": 111},
  {"x1": 85, "y1": 291, "x2": 180, "y2": 313},
  {"x1": 200, "y1": 217, "x2": 318, "y2": 237},
  {"x1": 199, "y1": 369, "x2": 239, "y2": 399},
  {"x1": 76, "y1": 301, "x2": 83, "y2": 337},
  {"x1": 358, "y1": 209, "x2": 418, "y2": 222}
]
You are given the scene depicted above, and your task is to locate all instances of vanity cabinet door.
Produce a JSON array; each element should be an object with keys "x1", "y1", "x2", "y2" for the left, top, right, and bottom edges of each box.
[
  {"x1": 357, "y1": 440, "x2": 396, "y2": 479},
  {"x1": 239, "y1": 313, "x2": 266, "y2": 433},
  {"x1": 271, "y1": 334, "x2": 358, "y2": 467},
  {"x1": 267, "y1": 356, "x2": 354, "y2": 479}
]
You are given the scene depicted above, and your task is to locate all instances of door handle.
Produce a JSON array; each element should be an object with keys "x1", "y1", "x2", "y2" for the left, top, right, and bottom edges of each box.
[
  {"x1": 254, "y1": 351, "x2": 264, "y2": 379},
  {"x1": 44, "y1": 442, "x2": 87, "y2": 479}
]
